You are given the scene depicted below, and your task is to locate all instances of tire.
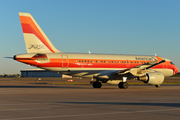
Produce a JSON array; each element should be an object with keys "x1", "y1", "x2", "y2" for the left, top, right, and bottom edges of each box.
[
  {"x1": 118, "y1": 82, "x2": 128, "y2": 89},
  {"x1": 93, "y1": 82, "x2": 102, "y2": 88},
  {"x1": 155, "y1": 85, "x2": 161, "y2": 88}
]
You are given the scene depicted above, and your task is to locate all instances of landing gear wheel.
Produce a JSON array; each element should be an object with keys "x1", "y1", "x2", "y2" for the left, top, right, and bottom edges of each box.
[
  {"x1": 118, "y1": 82, "x2": 128, "y2": 89},
  {"x1": 155, "y1": 85, "x2": 161, "y2": 88},
  {"x1": 93, "y1": 82, "x2": 102, "y2": 88}
]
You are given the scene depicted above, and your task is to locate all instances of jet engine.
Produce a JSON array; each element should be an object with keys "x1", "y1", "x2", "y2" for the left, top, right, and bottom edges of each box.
[{"x1": 138, "y1": 72, "x2": 164, "y2": 85}]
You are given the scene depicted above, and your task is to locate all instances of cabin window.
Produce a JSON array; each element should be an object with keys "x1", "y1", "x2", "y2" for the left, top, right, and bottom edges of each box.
[
  {"x1": 114, "y1": 61, "x2": 116, "y2": 63},
  {"x1": 79, "y1": 60, "x2": 81, "y2": 62},
  {"x1": 109, "y1": 61, "x2": 111, "y2": 63},
  {"x1": 90, "y1": 61, "x2": 92, "y2": 63},
  {"x1": 122, "y1": 61, "x2": 123, "y2": 63},
  {"x1": 76, "y1": 60, "x2": 78, "y2": 62}
]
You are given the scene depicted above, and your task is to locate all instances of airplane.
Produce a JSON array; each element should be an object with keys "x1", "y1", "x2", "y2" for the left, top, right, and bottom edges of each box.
[{"x1": 13, "y1": 12, "x2": 178, "y2": 89}]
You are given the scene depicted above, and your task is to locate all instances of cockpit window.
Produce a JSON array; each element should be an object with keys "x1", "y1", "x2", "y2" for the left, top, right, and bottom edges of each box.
[{"x1": 170, "y1": 62, "x2": 174, "y2": 65}]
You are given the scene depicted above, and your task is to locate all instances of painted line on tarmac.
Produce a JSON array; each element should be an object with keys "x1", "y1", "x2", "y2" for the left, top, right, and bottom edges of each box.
[
  {"x1": 1, "y1": 108, "x2": 180, "y2": 120},
  {"x1": 0, "y1": 108, "x2": 50, "y2": 112}
]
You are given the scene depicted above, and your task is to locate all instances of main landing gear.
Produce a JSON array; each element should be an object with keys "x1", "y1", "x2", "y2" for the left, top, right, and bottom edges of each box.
[
  {"x1": 118, "y1": 82, "x2": 128, "y2": 89},
  {"x1": 92, "y1": 81, "x2": 129, "y2": 89},
  {"x1": 118, "y1": 77, "x2": 128, "y2": 89},
  {"x1": 92, "y1": 77, "x2": 129, "y2": 89},
  {"x1": 93, "y1": 81, "x2": 102, "y2": 88}
]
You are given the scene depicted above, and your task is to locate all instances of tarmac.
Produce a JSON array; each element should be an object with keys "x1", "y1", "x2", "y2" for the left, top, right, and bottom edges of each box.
[{"x1": 0, "y1": 79, "x2": 180, "y2": 120}]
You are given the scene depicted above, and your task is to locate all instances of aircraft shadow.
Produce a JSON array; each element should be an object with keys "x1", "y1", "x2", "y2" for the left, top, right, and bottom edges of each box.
[
  {"x1": 58, "y1": 101, "x2": 180, "y2": 108},
  {"x1": 0, "y1": 85, "x2": 82, "y2": 89}
]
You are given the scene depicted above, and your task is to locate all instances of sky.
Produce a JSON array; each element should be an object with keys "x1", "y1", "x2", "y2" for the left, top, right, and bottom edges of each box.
[{"x1": 0, "y1": 0, "x2": 180, "y2": 74}]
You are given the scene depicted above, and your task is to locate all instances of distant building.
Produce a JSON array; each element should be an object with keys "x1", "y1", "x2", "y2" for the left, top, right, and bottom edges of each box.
[{"x1": 21, "y1": 69, "x2": 62, "y2": 78}]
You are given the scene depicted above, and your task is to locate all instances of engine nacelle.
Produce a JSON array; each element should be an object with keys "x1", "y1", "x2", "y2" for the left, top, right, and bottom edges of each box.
[{"x1": 138, "y1": 72, "x2": 164, "y2": 85}]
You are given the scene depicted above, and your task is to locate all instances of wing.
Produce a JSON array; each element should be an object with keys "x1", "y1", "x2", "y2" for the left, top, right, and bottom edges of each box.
[{"x1": 115, "y1": 55, "x2": 166, "y2": 77}]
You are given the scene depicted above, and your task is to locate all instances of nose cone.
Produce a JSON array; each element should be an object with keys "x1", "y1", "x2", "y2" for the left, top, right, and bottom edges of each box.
[
  {"x1": 174, "y1": 65, "x2": 178, "y2": 75},
  {"x1": 13, "y1": 55, "x2": 16, "y2": 60}
]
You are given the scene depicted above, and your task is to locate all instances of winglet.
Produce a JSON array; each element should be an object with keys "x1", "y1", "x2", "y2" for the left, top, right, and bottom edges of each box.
[{"x1": 155, "y1": 54, "x2": 162, "y2": 63}]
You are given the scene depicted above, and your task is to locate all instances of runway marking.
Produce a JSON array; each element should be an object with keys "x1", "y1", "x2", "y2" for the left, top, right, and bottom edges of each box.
[
  {"x1": 0, "y1": 103, "x2": 46, "y2": 106},
  {"x1": 1, "y1": 108, "x2": 180, "y2": 120},
  {"x1": 0, "y1": 108, "x2": 50, "y2": 112}
]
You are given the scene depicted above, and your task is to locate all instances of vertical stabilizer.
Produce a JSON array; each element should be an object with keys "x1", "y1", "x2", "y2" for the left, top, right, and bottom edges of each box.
[{"x1": 19, "y1": 12, "x2": 62, "y2": 53}]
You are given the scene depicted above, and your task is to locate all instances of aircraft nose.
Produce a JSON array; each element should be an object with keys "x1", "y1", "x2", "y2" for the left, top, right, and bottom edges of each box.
[
  {"x1": 13, "y1": 55, "x2": 17, "y2": 60},
  {"x1": 173, "y1": 66, "x2": 178, "y2": 75}
]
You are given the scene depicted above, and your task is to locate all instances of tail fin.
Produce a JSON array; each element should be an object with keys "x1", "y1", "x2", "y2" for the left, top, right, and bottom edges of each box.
[{"x1": 19, "y1": 12, "x2": 62, "y2": 53}]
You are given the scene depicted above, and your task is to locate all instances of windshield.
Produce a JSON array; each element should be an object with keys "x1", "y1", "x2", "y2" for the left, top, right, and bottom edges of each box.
[{"x1": 170, "y1": 62, "x2": 174, "y2": 65}]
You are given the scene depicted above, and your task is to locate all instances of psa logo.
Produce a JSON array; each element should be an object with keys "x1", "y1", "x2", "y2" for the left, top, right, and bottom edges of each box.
[{"x1": 28, "y1": 44, "x2": 45, "y2": 49}]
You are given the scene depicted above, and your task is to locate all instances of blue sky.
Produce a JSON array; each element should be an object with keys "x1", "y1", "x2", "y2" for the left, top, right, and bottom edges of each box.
[{"x1": 0, "y1": 0, "x2": 180, "y2": 74}]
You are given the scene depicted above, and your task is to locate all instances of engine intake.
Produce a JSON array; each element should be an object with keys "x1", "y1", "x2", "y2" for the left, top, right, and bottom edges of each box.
[{"x1": 138, "y1": 72, "x2": 164, "y2": 85}]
